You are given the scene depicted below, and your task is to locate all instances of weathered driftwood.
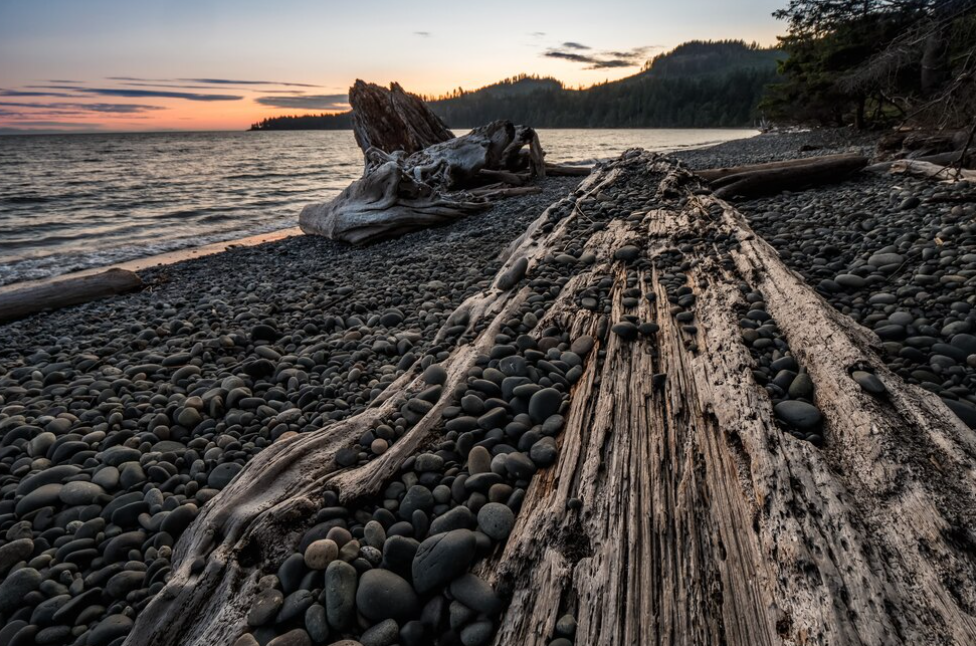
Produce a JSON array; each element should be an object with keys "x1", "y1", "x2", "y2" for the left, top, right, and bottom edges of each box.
[
  {"x1": 887, "y1": 159, "x2": 976, "y2": 181},
  {"x1": 301, "y1": 82, "x2": 555, "y2": 244},
  {"x1": 129, "y1": 152, "x2": 976, "y2": 646},
  {"x1": 298, "y1": 157, "x2": 490, "y2": 244},
  {"x1": 696, "y1": 152, "x2": 862, "y2": 183},
  {"x1": 488, "y1": 156, "x2": 976, "y2": 646},
  {"x1": 350, "y1": 80, "x2": 453, "y2": 156},
  {"x1": 708, "y1": 153, "x2": 869, "y2": 199},
  {"x1": 0, "y1": 268, "x2": 142, "y2": 323}
]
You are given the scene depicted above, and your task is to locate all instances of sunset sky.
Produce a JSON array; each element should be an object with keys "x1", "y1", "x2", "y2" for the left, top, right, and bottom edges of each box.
[{"x1": 0, "y1": 0, "x2": 784, "y2": 133}]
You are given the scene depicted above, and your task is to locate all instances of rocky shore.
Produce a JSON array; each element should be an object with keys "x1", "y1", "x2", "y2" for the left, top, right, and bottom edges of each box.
[
  {"x1": 2, "y1": 129, "x2": 975, "y2": 646},
  {"x1": 678, "y1": 134, "x2": 976, "y2": 429}
]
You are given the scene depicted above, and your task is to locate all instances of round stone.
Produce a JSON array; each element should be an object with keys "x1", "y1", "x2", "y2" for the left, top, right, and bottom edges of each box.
[
  {"x1": 356, "y1": 569, "x2": 420, "y2": 623},
  {"x1": 449, "y1": 573, "x2": 502, "y2": 615},
  {"x1": 852, "y1": 371, "x2": 886, "y2": 395},
  {"x1": 614, "y1": 245, "x2": 641, "y2": 261},
  {"x1": 60, "y1": 481, "x2": 106, "y2": 505},
  {"x1": 305, "y1": 539, "x2": 339, "y2": 570},
  {"x1": 360, "y1": 618, "x2": 399, "y2": 646},
  {"x1": 324, "y1": 560, "x2": 358, "y2": 629},
  {"x1": 773, "y1": 400, "x2": 823, "y2": 432},
  {"x1": 412, "y1": 529, "x2": 477, "y2": 594},
  {"x1": 528, "y1": 388, "x2": 562, "y2": 423},
  {"x1": 248, "y1": 588, "x2": 284, "y2": 626},
  {"x1": 611, "y1": 321, "x2": 638, "y2": 341},
  {"x1": 423, "y1": 364, "x2": 448, "y2": 385},
  {"x1": 267, "y1": 629, "x2": 312, "y2": 646},
  {"x1": 477, "y1": 503, "x2": 515, "y2": 541},
  {"x1": 468, "y1": 446, "x2": 492, "y2": 475},
  {"x1": 88, "y1": 614, "x2": 133, "y2": 646},
  {"x1": 0, "y1": 566, "x2": 41, "y2": 614},
  {"x1": 208, "y1": 462, "x2": 243, "y2": 489}
]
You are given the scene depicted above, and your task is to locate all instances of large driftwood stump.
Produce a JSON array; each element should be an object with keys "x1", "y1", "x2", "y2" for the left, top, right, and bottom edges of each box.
[
  {"x1": 350, "y1": 80, "x2": 454, "y2": 156},
  {"x1": 300, "y1": 82, "x2": 557, "y2": 244},
  {"x1": 129, "y1": 152, "x2": 976, "y2": 646}
]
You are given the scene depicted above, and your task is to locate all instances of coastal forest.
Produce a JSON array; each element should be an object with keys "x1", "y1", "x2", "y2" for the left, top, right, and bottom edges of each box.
[
  {"x1": 252, "y1": 0, "x2": 976, "y2": 133},
  {"x1": 249, "y1": 41, "x2": 782, "y2": 130}
]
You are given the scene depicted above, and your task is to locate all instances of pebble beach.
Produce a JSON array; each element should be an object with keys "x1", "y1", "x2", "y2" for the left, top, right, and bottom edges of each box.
[{"x1": 2, "y1": 129, "x2": 975, "y2": 646}]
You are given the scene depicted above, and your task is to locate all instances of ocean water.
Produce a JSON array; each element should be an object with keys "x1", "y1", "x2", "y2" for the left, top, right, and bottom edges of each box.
[{"x1": 0, "y1": 128, "x2": 755, "y2": 286}]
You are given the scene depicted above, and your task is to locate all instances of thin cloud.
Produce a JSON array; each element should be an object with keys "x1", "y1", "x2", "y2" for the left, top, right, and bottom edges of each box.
[
  {"x1": 0, "y1": 121, "x2": 105, "y2": 128},
  {"x1": 588, "y1": 59, "x2": 633, "y2": 68},
  {"x1": 36, "y1": 86, "x2": 242, "y2": 101},
  {"x1": 414, "y1": 31, "x2": 431, "y2": 37},
  {"x1": 530, "y1": 32, "x2": 546, "y2": 37},
  {"x1": 545, "y1": 51, "x2": 596, "y2": 64},
  {"x1": 183, "y1": 78, "x2": 320, "y2": 87},
  {"x1": 107, "y1": 76, "x2": 319, "y2": 88},
  {"x1": 0, "y1": 101, "x2": 163, "y2": 114},
  {"x1": 2, "y1": 89, "x2": 81, "y2": 97},
  {"x1": 543, "y1": 44, "x2": 658, "y2": 70},
  {"x1": 255, "y1": 94, "x2": 349, "y2": 110}
]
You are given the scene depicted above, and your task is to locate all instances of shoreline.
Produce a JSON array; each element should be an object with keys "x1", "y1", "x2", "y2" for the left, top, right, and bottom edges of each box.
[
  {"x1": 0, "y1": 130, "x2": 760, "y2": 295},
  {"x1": 0, "y1": 227, "x2": 302, "y2": 296}
]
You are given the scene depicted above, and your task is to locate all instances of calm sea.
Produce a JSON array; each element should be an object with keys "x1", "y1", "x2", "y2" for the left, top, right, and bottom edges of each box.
[{"x1": 0, "y1": 129, "x2": 755, "y2": 286}]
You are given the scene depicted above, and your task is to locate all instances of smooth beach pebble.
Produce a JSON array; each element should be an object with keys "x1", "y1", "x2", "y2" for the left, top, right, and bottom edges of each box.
[
  {"x1": 477, "y1": 503, "x2": 515, "y2": 541},
  {"x1": 304, "y1": 539, "x2": 339, "y2": 570},
  {"x1": 853, "y1": 370, "x2": 886, "y2": 395}
]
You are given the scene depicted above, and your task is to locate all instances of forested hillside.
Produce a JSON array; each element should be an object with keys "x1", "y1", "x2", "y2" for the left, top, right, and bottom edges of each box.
[{"x1": 249, "y1": 40, "x2": 782, "y2": 131}]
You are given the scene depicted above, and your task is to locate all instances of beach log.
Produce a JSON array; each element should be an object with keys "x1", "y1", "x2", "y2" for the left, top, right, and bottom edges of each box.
[
  {"x1": 695, "y1": 152, "x2": 863, "y2": 183},
  {"x1": 126, "y1": 152, "x2": 976, "y2": 646},
  {"x1": 706, "y1": 153, "x2": 868, "y2": 199},
  {"x1": 0, "y1": 268, "x2": 142, "y2": 323},
  {"x1": 886, "y1": 158, "x2": 976, "y2": 181}
]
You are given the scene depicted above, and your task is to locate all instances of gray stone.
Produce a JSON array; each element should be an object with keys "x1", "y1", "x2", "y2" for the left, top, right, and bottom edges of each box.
[
  {"x1": 412, "y1": 529, "x2": 477, "y2": 594},
  {"x1": 324, "y1": 560, "x2": 357, "y2": 629},
  {"x1": 356, "y1": 568, "x2": 419, "y2": 623},
  {"x1": 247, "y1": 588, "x2": 283, "y2": 626},
  {"x1": 360, "y1": 618, "x2": 399, "y2": 646},
  {"x1": 852, "y1": 371, "x2": 886, "y2": 395},
  {"x1": 449, "y1": 573, "x2": 502, "y2": 615},
  {"x1": 477, "y1": 502, "x2": 515, "y2": 541},
  {"x1": 60, "y1": 481, "x2": 106, "y2": 505},
  {"x1": 773, "y1": 400, "x2": 823, "y2": 431},
  {"x1": 528, "y1": 388, "x2": 562, "y2": 423},
  {"x1": 0, "y1": 566, "x2": 41, "y2": 613},
  {"x1": 267, "y1": 629, "x2": 312, "y2": 646},
  {"x1": 208, "y1": 462, "x2": 243, "y2": 489}
]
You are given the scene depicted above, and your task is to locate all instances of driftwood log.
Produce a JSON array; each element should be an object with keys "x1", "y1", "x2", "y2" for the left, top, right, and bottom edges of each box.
[
  {"x1": 885, "y1": 159, "x2": 976, "y2": 181},
  {"x1": 698, "y1": 153, "x2": 869, "y2": 200},
  {"x1": 0, "y1": 268, "x2": 142, "y2": 324},
  {"x1": 128, "y1": 152, "x2": 976, "y2": 646},
  {"x1": 300, "y1": 82, "x2": 587, "y2": 245}
]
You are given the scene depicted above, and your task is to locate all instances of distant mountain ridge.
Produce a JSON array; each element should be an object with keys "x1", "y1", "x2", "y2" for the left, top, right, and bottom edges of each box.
[{"x1": 249, "y1": 40, "x2": 782, "y2": 131}]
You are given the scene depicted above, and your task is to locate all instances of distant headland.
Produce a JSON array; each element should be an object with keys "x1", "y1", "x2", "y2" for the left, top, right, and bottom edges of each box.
[{"x1": 249, "y1": 41, "x2": 783, "y2": 131}]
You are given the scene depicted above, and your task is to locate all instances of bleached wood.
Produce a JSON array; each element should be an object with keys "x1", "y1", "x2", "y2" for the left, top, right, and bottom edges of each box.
[
  {"x1": 0, "y1": 268, "x2": 142, "y2": 323},
  {"x1": 487, "y1": 158, "x2": 976, "y2": 646}
]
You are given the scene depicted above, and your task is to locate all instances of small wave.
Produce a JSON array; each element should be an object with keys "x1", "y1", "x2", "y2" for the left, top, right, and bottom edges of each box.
[
  {"x1": 2, "y1": 195, "x2": 52, "y2": 204},
  {"x1": 223, "y1": 168, "x2": 331, "y2": 181}
]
